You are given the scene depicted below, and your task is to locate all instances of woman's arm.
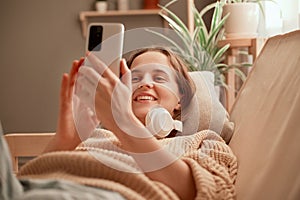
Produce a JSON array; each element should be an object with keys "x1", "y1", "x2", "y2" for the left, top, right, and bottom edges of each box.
[
  {"x1": 78, "y1": 55, "x2": 196, "y2": 200},
  {"x1": 115, "y1": 130, "x2": 197, "y2": 200}
]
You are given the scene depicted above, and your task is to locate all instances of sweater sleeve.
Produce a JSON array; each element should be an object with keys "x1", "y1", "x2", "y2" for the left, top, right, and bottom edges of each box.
[{"x1": 182, "y1": 131, "x2": 238, "y2": 200}]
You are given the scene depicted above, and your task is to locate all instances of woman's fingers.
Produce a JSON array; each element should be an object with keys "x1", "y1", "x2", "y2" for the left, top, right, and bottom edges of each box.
[
  {"x1": 73, "y1": 95, "x2": 99, "y2": 140},
  {"x1": 76, "y1": 66, "x2": 102, "y2": 111},
  {"x1": 68, "y1": 58, "x2": 84, "y2": 98},
  {"x1": 75, "y1": 78, "x2": 94, "y2": 109},
  {"x1": 78, "y1": 57, "x2": 85, "y2": 66},
  {"x1": 79, "y1": 66, "x2": 101, "y2": 87},
  {"x1": 74, "y1": 55, "x2": 132, "y2": 134},
  {"x1": 85, "y1": 52, "x2": 107, "y2": 74},
  {"x1": 60, "y1": 73, "x2": 70, "y2": 105},
  {"x1": 70, "y1": 60, "x2": 80, "y2": 83},
  {"x1": 86, "y1": 52, "x2": 117, "y2": 81},
  {"x1": 120, "y1": 59, "x2": 132, "y2": 89}
]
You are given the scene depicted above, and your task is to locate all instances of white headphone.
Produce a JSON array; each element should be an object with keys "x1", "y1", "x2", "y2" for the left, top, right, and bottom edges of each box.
[{"x1": 145, "y1": 107, "x2": 182, "y2": 138}]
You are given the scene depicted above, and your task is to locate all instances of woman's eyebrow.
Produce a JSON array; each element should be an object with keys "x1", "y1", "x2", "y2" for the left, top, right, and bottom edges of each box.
[
  {"x1": 153, "y1": 69, "x2": 170, "y2": 75},
  {"x1": 131, "y1": 69, "x2": 142, "y2": 74},
  {"x1": 131, "y1": 69, "x2": 171, "y2": 75}
]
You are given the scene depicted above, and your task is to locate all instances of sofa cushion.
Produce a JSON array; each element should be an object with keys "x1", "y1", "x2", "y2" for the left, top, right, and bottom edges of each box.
[
  {"x1": 229, "y1": 30, "x2": 300, "y2": 199},
  {"x1": 182, "y1": 71, "x2": 234, "y2": 143}
]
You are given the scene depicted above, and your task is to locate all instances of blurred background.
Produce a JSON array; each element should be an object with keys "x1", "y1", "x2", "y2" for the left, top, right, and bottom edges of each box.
[
  {"x1": 1, "y1": 0, "x2": 299, "y2": 133},
  {"x1": 0, "y1": 0, "x2": 215, "y2": 133}
]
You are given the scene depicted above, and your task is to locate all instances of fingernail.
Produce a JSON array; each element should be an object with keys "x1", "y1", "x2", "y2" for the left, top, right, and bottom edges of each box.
[{"x1": 122, "y1": 59, "x2": 129, "y2": 68}]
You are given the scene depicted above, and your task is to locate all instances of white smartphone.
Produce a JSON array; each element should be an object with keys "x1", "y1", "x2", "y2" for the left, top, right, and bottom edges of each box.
[{"x1": 85, "y1": 23, "x2": 124, "y2": 77}]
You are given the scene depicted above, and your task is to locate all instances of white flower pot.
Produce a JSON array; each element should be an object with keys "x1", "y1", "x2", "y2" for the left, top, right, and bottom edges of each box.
[
  {"x1": 223, "y1": 3, "x2": 259, "y2": 39},
  {"x1": 95, "y1": 1, "x2": 108, "y2": 12}
]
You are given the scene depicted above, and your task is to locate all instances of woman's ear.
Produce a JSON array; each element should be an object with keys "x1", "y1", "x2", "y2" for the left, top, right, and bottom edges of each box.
[{"x1": 175, "y1": 102, "x2": 181, "y2": 111}]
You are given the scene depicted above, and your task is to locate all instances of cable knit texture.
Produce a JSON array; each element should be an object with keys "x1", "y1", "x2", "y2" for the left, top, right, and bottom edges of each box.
[{"x1": 18, "y1": 129, "x2": 237, "y2": 200}]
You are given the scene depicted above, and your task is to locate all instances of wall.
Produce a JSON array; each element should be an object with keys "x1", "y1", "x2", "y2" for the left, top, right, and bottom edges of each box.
[
  {"x1": 0, "y1": 0, "x2": 94, "y2": 133},
  {"x1": 258, "y1": 0, "x2": 300, "y2": 37},
  {"x1": 0, "y1": 0, "x2": 212, "y2": 133}
]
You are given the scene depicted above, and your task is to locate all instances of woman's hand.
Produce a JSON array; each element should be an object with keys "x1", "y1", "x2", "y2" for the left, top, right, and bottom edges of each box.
[
  {"x1": 76, "y1": 53, "x2": 145, "y2": 137},
  {"x1": 44, "y1": 58, "x2": 98, "y2": 152}
]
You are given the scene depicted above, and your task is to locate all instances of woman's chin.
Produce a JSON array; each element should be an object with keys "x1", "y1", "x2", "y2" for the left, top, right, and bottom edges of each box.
[{"x1": 133, "y1": 109, "x2": 149, "y2": 124}]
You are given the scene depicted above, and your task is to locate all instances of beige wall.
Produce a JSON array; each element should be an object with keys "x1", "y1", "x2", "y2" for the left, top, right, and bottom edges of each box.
[
  {"x1": 0, "y1": 0, "x2": 212, "y2": 133},
  {"x1": 0, "y1": 0, "x2": 95, "y2": 133}
]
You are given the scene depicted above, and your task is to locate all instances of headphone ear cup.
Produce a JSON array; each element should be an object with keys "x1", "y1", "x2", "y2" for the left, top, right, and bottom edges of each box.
[{"x1": 145, "y1": 107, "x2": 181, "y2": 138}]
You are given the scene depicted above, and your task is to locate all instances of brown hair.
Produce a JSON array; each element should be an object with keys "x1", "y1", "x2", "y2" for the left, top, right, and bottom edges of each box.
[{"x1": 127, "y1": 46, "x2": 195, "y2": 121}]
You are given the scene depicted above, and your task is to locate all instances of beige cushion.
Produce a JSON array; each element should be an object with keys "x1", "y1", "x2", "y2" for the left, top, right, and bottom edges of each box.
[
  {"x1": 182, "y1": 71, "x2": 234, "y2": 143},
  {"x1": 229, "y1": 30, "x2": 300, "y2": 199}
]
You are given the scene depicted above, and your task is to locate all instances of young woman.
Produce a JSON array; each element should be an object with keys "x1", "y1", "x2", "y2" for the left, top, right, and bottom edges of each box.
[{"x1": 19, "y1": 47, "x2": 237, "y2": 200}]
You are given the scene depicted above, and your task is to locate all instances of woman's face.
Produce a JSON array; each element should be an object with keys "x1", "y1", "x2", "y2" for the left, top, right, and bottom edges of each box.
[{"x1": 130, "y1": 51, "x2": 181, "y2": 125}]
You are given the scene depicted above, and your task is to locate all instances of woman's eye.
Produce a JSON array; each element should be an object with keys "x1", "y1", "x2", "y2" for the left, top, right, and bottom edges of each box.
[
  {"x1": 132, "y1": 76, "x2": 141, "y2": 83},
  {"x1": 154, "y1": 75, "x2": 167, "y2": 83}
]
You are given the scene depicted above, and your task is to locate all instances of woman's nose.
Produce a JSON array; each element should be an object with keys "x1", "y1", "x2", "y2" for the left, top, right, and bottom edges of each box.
[
  {"x1": 138, "y1": 83, "x2": 154, "y2": 89},
  {"x1": 138, "y1": 74, "x2": 154, "y2": 88}
]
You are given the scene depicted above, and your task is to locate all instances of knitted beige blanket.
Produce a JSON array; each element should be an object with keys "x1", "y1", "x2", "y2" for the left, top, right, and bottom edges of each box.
[{"x1": 18, "y1": 129, "x2": 237, "y2": 200}]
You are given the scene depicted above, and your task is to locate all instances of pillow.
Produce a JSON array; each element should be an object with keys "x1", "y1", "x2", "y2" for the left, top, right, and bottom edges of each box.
[{"x1": 182, "y1": 71, "x2": 234, "y2": 143}]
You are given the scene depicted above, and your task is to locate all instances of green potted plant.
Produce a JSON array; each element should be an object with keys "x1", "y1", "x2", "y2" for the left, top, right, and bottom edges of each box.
[{"x1": 149, "y1": 0, "x2": 246, "y2": 87}]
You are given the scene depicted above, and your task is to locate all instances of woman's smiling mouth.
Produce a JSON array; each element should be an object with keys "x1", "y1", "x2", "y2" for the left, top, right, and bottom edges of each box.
[{"x1": 134, "y1": 94, "x2": 157, "y2": 102}]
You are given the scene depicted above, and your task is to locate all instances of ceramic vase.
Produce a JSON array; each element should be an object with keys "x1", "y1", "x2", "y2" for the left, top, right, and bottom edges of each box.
[{"x1": 223, "y1": 3, "x2": 259, "y2": 39}]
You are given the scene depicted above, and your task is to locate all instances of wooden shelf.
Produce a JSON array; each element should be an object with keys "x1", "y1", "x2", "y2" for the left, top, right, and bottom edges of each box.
[
  {"x1": 79, "y1": 9, "x2": 162, "y2": 37},
  {"x1": 80, "y1": 9, "x2": 160, "y2": 18},
  {"x1": 218, "y1": 37, "x2": 267, "y2": 112}
]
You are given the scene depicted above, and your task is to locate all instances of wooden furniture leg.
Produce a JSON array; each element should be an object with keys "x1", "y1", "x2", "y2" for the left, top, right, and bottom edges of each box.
[{"x1": 4, "y1": 133, "x2": 55, "y2": 173}]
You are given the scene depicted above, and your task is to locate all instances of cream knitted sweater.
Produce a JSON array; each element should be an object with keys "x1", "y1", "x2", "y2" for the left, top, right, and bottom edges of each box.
[{"x1": 18, "y1": 129, "x2": 237, "y2": 200}]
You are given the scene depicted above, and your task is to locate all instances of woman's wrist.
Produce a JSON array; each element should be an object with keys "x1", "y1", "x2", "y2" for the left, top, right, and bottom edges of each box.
[
  {"x1": 44, "y1": 132, "x2": 81, "y2": 153},
  {"x1": 112, "y1": 125, "x2": 161, "y2": 154}
]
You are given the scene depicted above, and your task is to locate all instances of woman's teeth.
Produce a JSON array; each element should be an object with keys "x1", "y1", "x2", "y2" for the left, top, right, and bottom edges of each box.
[{"x1": 137, "y1": 96, "x2": 155, "y2": 101}]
